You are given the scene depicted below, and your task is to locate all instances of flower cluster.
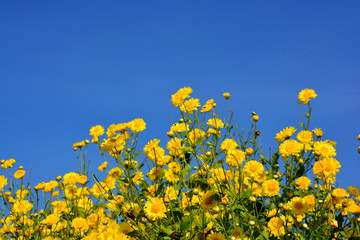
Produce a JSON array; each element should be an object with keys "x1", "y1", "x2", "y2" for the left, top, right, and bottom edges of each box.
[{"x1": 0, "y1": 87, "x2": 359, "y2": 240}]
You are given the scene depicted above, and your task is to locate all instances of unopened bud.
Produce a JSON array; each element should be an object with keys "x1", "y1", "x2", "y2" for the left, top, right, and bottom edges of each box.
[
  {"x1": 223, "y1": 92, "x2": 230, "y2": 100},
  {"x1": 252, "y1": 115, "x2": 259, "y2": 122}
]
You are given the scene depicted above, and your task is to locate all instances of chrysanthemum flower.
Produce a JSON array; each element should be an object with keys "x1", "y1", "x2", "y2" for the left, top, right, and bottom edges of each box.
[
  {"x1": 312, "y1": 128, "x2": 324, "y2": 137},
  {"x1": 267, "y1": 216, "x2": 285, "y2": 237},
  {"x1": 12, "y1": 200, "x2": 33, "y2": 214},
  {"x1": 14, "y1": 170, "x2": 26, "y2": 179},
  {"x1": 243, "y1": 160, "x2": 264, "y2": 178},
  {"x1": 201, "y1": 99, "x2": 214, "y2": 112},
  {"x1": 180, "y1": 98, "x2": 200, "y2": 114},
  {"x1": 200, "y1": 190, "x2": 218, "y2": 212},
  {"x1": 347, "y1": 186, "x2": 359, "y2": 197},
  {"x1": 187, "y1": 128, "x2": 205, "y2": 145},
  {"x1": 129, "y1": 118, "x2": 146, "y2": 133},
  {"x1": 298, "y1": 89, "x2": 317, "y2": 104},
  {"x1": 226, "y1": 149, "x2": 246, "y2": 167},
  {"x1": 220, "y1": 139, "x2": 238, "y2": 152},
  {"x1": 275, "y1": 127, "x2": 296, "y2": 143},
  {"x1": 288, "y1": 197, "x2": 308, "y2": 216},
  {"x1": 171, "y1": 87, "x2": 192, "y2": 107},
  {"x1": 295, "y1": 176, "x2": 311, "y2": 190},
  {"x1": 313, "y1": 157, "x2": 341, "y2": 183},
  {"x1": 207, "y1": 118, "x2": 224, "y2": 129},
  {"x1": 279, "y1": 139, "x2": 303, "y2": 158},
  {"x1": 144, "y1": 197, "x2": 167, "y2": 221},
  {"x1": 207, "y1": 232, "x2": 226, "y2": 240},
  {"x1": 296, "y1": 130, "x2": 313, "y2": 143},
  {"x1": 262, "y1": 179, "x2": 280, "y2": 197},
  {"x1": 72, "y1": 217, "x2": 89, "y2": 232},
  {"x1": 0, "y1": 176, "x2": 8, "y2": 191},
  {"x1": 313, "y1": 141, "x2": 336, "y2": 159},
  {"x1": 89, "y1": 125, "x2": 104, "y2": 137},
  {"x1": 166, "y1": 137, "x2": 183, "y2": 156}
]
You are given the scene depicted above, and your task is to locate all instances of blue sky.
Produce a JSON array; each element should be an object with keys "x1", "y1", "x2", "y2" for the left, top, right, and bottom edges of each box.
[{"x1": 1, "y1": 1, "x2": 359, "y2": 189}]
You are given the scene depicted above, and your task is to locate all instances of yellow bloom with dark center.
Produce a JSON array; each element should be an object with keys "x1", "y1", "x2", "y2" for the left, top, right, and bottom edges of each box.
[
  {"x1": 295, "y1": 176, "x2": 311, "y2": 190},
  {"x1": 275, "y1": 127, "x2": 296, "y2": 143},
  {"x1": 207, "y1": 232, "x2": 226, "y2": 240},
  {"x1": 313, "y1": 141, "x2": 336, "y2": 159},
  {"x1": 171, "y1": 87, "x2": 192, "y2": 107},
  {"x1": 0, "y1": 175, "x2": 8, "y2": 191},
  {"x1": 14, "y1": 170, "x2": 26, "y2": 179},
  {"x1": 296, "y1": 130, "x2": 313, "y2": 143},
  {"x1": 288, "y1": 197, "x2": 308, "y2": 216},
  {"x1": 167, "y1": 161, "x2": 181, "y2": 173},
  {"x1": 144, "y1": 197, "x2": 167, "y2": 221},
  {"x1": 267, "y1": 216, "x2": 285, "y2": 237},
  {"x1": 220, "y1": 139, "x2": 238, "y2": 152},
  {"x1": 262, "y1": 179, "x2": 280, "y2": 197},
  {"x1": 200, "y1": 190, "x2": 217, "y2": 211},
  {"x1": 207, "y1": 118, "x2": 224, "y2": 129},
  {"x1": 129, "y1": 118, "x2": 146, "y2": 133},
  {"x1": 226, "y1": 149, "x2": 246, "y2": 167},
  {"x1": 279, "y1": 139, "x2": 302, "y2": 158},
  {"x1": 180, "y1": 98, "x2": 200, "y2": 114},
  {"x1": 298, "y1": 89, "x2": 317, "y2": 104},
  {"x1": 243, "y1": 160, "x2": 264, "y2": 178}
]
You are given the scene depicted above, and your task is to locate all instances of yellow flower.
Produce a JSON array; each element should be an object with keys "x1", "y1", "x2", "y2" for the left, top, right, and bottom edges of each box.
[
  {"x1": 207, "y1": 232, "x2": 226, "y2": 240},
  {"x1": 279, "y1": 139, "x2": 303, "y2": 158},
  {"x1": 0, "y1": 176, "x2": 8, "y2": 191},
  {"x1": 332, "y1": 188, "x2": 348, "y2": 198},
  {"x1": 275, "y1": 127, "x2": 297, "y2": 143},
  {"x1": 180, "y1": 98, "x2": 200, "y2": 114},
  {"x1": 295, "y1": 176, "x2": 311, "y2": 190},
  {"x1": 144, "y1": 197, "x2": 167, "y2": 221},
  {"x1": 296, "y1": 130, "x2": 313, "y2": 143},
  {"x1": 166, "y1": 137, "x2": 183, "y2": 156},
  {"x1": 207, "y1": 118, "x2": 224, "y2": 128},
  {"x1": 298, "y1": 89, "x2": 317, "y2": 104},
  {"x1": 303, "y1": 195, "x2": 315, "y2": 211},
  {"x1": 267, "y1": 217, "x2": 285, "y2": 237},
  {"x1": 223, "y1": 92, "x2": 230, "y2": 99},
  {"x1": 187, "y1": 129, "x2": 205, "y2": 145},
  {"x1": 220, "y1": 139, "x2": 238, "y2": 152},
  {"x1": 72, "y1": 217, "x2": 89, "y2": 232},
  {"x1": 226, "y1": 149, "x2": 246, "y2": 167},
  {"x1": 170, "y1": 123, "x2": 189, "y2": 133},
  {"x1": 14, "y1": 170, "x2": 26, "y2": 179},
  {"x1": 98, "y1": 161, "x2": 108, "y2": 171},
  {"x1": 200, "y1": 190, "x2": 218, "y2": 211},
  {"x1": 43, "y1": 214, "x2": 60, "y2": 226},
  {"x1": 171, "y1": 87, "x2": 192, "y2": 107},
  {"x1": 313, "y1": 141, "x2": 336, "y2": 159},
  {"x1": 89, "y1": 125, "x2": 104, "y2": 137},
  {"x1": 312, "y1": 128, "x2": 324, "y2": 137},
  {"x1": 129, "y1": 118, "x2": 146, "y2": 133},
  {"x1": 201, "y1": 99, "x2": 214, "y2": 113},
  {"x1": 262, "y1": 179, "x2": 280, "y2": 197},
  {"x1": 313, "y1": 157, "x2": 341, "y2": 183},
  {"x1": 288, "y1": 197, "x2": 308, "y2": 216},
  {"x1": 243, "y1": 160, "x2": 264, "y2": 178},
  {"x1": 44, "y1": 180, "x2": 58, "y2": 192},
  {"x1": 3, "y1": 158, "x2": 16, "y2": 169},
  {"x1": 12, "y1": 200, "x2": 33, "y2": 214},
  {"x1": 347, "y1": 186, "x2": 359, "y2": 197}
]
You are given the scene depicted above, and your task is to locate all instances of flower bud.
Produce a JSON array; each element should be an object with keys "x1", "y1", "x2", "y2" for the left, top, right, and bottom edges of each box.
[
  {"x1": 245, "y1": 148, "x2": 253, "y2": 155},
  {"x1": 329, "y1": 219, "x2": 338, "y2": 228},
  {"x1": 167, "y1": 131, "x2": 174, "y2": 138},
  {"x1": 85, "y1": 139, "x2": 90, "y2": 144},
  {"x1": 252, "y1": 115, "x2": 259, "y2": 122},
  {"x1": 0, "y1": 160, "x2": 4, "y2": 164},
  {"x1": 298, "y1": 158, "x2": 304, "y2": 165},
  {"x1": 358, "y1": 146, "x2": 360, "y2": 154},
  {"x1": 342, "y1": 211, "x2": 348, "y2": 216},
  {"x1": 357, "y1": 134, "x2": 360, "y2": 141},
  {"x1": 18, "y1": 166, "x2": 23, "y2": 170},
  {"x1": 212, "y1": 206, "x2": 220, "y2": 214},
  {"x1": 205, "y1": 151, "x2": 211, "y2": 157},
  {"x1": 249, "y1": 220, "x2": 255, "y2": 226},
  {"x1": 223, "y1": 92, "x2": 230, "y2": 99},
  {"x1": 193, "y1": 166, "x2": 198, "y2": 170},
  {"x1": 249, "y1": 196, "x2": 256, "y2": 202},
  {"x1": 193, "y1": 188, "x2": 199, "y2": 195},
  {"x1": 179, "y1": 118, "x2": 184, "y2": 123},
  {"x1": 255, "y1": 130, "x2": 260, "y2": 136}
]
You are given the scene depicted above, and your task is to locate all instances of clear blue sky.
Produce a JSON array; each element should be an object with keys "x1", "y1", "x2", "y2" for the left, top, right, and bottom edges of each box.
[{"x1": 1, "y1": 1, "x2": 359, "y2": 189}]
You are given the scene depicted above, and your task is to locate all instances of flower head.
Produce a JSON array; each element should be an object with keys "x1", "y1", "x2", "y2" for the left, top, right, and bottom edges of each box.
[
  {"x1": 298, "y1": 89, "x2": 317, "y2": 104},
  {"x1": 144, "y1": 197, "x2": 167, "y2": 221}
]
